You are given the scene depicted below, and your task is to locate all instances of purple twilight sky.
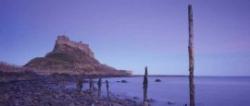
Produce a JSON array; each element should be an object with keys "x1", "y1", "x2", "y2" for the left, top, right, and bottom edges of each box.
[{"x1": 0, "y1": 0, "x2": 250, "y2": 76}]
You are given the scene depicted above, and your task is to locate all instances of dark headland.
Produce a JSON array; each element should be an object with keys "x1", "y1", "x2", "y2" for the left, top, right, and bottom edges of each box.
[
  {"x1": 25, "y1": 35, "x2": 131, "y2": 76},
  {"x1": 0, "y1": 36, "x2": 138, "y2": 106}
]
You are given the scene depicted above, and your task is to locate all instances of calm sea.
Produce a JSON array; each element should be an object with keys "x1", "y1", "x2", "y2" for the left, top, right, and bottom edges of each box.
[{"x1": 68, "y1": 76, "x2": 250, "y2": 106}]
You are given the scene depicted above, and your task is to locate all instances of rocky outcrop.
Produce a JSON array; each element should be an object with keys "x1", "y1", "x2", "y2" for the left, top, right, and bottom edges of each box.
[
  {"x1": 54, "y1": 36, "x2": 94, "y2": 58},
  {"x1": 24, "y1": 35, "x2": 131, "y2": 76}
]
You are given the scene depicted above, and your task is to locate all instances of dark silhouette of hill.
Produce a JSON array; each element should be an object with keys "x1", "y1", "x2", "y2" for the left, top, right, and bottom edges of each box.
[{"x1": 24, "y1": 35, "x2": 131, "y2": 76}]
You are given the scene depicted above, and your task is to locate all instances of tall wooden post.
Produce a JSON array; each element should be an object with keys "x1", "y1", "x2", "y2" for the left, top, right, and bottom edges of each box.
[
  {"x1": 143, "y1": 66, "x2": 148, "y2": 106},
  {"x1": 188, "y1": 4, "x2": 195, "y2": 106}
]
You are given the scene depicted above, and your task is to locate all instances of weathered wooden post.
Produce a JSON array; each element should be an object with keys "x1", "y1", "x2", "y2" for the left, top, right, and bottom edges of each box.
[
  {"x1": 143, "y1": 66, "x2": 148, "y2": 106},
  {"x1": 89, "y1": 78, "x2": 94, "y2": 95},
  {"x1": 188, "y1": 4, "x2": 196, "y2": 106},
  {"x1": 97, "y1": 78, "x2": 102, "y2": 97},
  {"x1": 105, "y1": 80, "x2": 110, "y2": 100},
  {"x1": 76, "y1": 76, "x2": 83, "y2": 93}
]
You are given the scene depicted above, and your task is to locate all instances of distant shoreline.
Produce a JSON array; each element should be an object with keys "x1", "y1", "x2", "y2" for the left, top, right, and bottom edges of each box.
[{"x1": 129, "y1": 75, "x2": 250, "y2": 78}]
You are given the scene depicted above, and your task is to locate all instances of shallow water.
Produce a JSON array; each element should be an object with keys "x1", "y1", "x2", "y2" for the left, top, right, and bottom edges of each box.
[
  {"x1": 105, "y1": 76, "x2": 250, "y2": 106},
  {"x1": 68, "y1": 76, "x2": 250, "y2": 106}
]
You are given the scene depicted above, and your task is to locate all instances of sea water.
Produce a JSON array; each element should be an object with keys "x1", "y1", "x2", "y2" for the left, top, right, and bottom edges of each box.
[
  {"x1": 67, "y1": 76, "x2": 250, "y2": 106},
  {"x1": 103, "y1": 76, "x2": 250, "y2": 106}
]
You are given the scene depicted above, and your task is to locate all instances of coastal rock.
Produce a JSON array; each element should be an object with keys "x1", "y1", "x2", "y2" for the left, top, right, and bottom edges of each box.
[
  {"x1": 116, "y1": 80, "x2": 128, "y2": 83},
  {"x1": 167, "y1": 101, "x2": 176, "y2": 105},
  {"x1": 155, "y1": 79, "x2": 161, "y2": 82},
  {"x1": 121, "y1": 80, "x2": 128, "y2": 83},
  {"x1": 24, "y1": 35, "x2": 131, "y2": 76}
]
